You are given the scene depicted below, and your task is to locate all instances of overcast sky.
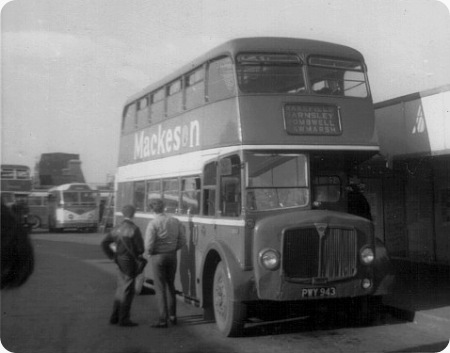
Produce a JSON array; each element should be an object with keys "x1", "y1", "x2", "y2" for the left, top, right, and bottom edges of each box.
[{"x1": 1, "y1": 0, "x2": 450, "y2": 184}]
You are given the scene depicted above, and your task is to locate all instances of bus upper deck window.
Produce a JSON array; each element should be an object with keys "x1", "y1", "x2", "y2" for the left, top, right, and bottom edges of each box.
[
  {"x1": 308, "y1": 56, "x2": 368, "y2": 98},
  {"x1": 185, "y1": 67, "x2": 205, "y2": 110},
  {"x1": 16, "y1": 169, "x2": 30, "y2": 179},
  {"x1": 166, "y1": 79, "x2": 183, "y2": 117},
  {"x1": 1, "y1": 169, "x2": 14, "y2": 179},
  {"x1": 236, "y1": 53, "x2": 305, "y2": 94},
  {"x1": 150, "y1": 88, "x2": 165, "y2": 123},
  {"x1": 137, "y1": 96, "x2": 150, "y2": 128},
  {"x1": 122, "y1": 103, "x2": 137, "y2": 133},
  {"x1": 207, "y1": 57, "x2": 236, "y2": 102}
]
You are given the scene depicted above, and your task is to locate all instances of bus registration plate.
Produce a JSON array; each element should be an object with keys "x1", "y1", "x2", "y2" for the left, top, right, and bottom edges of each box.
[{"x1": 302, "y1": 287, "x2": 336, "y2": 298}]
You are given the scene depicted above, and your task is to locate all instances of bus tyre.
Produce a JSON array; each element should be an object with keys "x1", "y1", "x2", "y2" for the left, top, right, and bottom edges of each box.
[
  {"x1": 28, "y1": 215, "x2": 41, "y2": 229},
  {"x1": 213, "y1": 261, "x2": 246, "y2": 337}
]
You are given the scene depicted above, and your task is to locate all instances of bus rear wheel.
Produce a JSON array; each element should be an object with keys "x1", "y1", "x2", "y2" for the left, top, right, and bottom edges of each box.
[{"x1": 213, "y1": 261, "x2": 246, "y2": 337}]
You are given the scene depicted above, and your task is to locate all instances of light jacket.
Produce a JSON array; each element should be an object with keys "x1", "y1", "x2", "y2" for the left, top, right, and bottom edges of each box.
[{"x1": 145, "y1": 213, "x2": 186, "y2": 255}]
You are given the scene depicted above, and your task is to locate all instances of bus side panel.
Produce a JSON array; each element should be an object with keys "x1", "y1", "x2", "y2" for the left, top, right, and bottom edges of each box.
[
  {"x1": 216, "y1": 223, "x2": 248, "y2": 270},
  {"x1": 117, "y1": 98, "x2": 241, "y2": 168}
]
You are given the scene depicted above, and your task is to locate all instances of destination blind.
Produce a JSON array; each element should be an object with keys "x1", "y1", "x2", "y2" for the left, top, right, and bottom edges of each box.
[{"x1": 283, "y1": 104, "x2": 342, "y2": 136}]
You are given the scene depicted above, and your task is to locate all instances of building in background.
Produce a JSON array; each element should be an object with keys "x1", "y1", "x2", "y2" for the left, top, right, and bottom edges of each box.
[
  {"x1": 34, "y1": 153, "x2": 85, "y2": 188},
  {"x1": 374, "y1": 85, "x2": 450, "y2": 265}
]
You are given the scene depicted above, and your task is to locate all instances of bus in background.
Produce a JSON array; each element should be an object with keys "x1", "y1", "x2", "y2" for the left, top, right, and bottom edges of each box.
[
  {"x1": 27, "y1": 190, "x2": 50, "y2": 230},
  {"x1": 115, "y1": 37, "x2": 394, "y2": 336},
  {"x1": 47, "y1": 183, "x2": 98, "y2": 233},
  {"x1": 1, "y1": 164, "x2": 32, "y2": 226}
]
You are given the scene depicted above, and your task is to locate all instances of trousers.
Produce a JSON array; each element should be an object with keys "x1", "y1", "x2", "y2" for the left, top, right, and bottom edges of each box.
[
  {"x1": 110, "y1": 269, "x2": 135, "y2": 324},
  {"x1": 151, "y1": 252, "x2": 177, "y2": 323}
]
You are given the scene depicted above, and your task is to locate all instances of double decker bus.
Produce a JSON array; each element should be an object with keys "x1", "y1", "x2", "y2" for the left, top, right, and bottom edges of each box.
[
  {"x1": 1, "y1": 164, "x2": 32, "y2": 226},
  {"x1": 47, "y1": 183, "x2": 98, "y2": 232},
  {"x1": 1, "y1": 164, "x2": 32, "y2": 203},
  {"x1": 115, "y1": 37, "x2": 394, "y2": 336}
]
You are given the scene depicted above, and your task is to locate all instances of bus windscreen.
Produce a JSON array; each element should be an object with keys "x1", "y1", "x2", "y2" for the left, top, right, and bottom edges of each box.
[
  {"x1": 308, "y1": 56, "x2": 368, "y2": 97},
  {"x1": 246, "y1": 153, "x2": 309, "y2": 210},
  {"x1": 237, "y1": 53, "x2": 305, "y2": 94}
]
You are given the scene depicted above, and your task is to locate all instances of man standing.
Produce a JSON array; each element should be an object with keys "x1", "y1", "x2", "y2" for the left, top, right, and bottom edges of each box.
[
  {"x1": 101, "y1": 205, "x2": 144, "y2": 327},
  {"x1": 145, "y1": 199, "x2": 186, "y2": 328},
  {"x1": 347, "y1": 183, "x2": 372, "y2": 221}
]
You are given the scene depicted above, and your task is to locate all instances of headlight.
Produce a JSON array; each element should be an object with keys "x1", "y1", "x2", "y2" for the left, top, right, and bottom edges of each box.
[
  {"x1": 259, "y1": 249, "x2": 281, "y2": 271},
  {"x1": 360, "y1": 247, "x2": 375, "y2": 265}
]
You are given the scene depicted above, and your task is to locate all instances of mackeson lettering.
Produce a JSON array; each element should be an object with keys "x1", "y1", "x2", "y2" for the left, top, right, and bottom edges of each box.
[{"x1": 134, "y1": 120, "x2": 200, "y2": 160}]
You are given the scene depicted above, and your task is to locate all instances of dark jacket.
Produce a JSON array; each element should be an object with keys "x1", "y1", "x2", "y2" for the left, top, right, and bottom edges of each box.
[
  {"x1": 101, "y1": 219, "x2": 144, "y2": 277},
  {"x1": 347, "y1": 188, "x2": 372, "y2": 221}
]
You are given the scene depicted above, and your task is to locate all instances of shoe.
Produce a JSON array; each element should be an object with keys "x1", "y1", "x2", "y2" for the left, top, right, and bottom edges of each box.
[
  {"x1": 119, "y1": 320, "x2": 138, "y2": 327},
  {"x1": 169, "y1": 317, "x2": 177, "y2": 325},
  {"x1": 109, "y1": 317, "x2": 119, "y2": 325},
  {"x1": 151, "y1": 322, "x2": 168, "y2": 328}
]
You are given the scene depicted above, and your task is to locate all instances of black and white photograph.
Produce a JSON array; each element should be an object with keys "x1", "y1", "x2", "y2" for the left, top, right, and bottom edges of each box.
[{"x1": 1, "y1": 0, "x2": 450, "y2": 352}]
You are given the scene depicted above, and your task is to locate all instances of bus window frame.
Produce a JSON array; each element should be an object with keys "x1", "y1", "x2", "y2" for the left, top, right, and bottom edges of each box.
[
  {"x1": 150, "y1": 87, "x2": 166, "y2": 122},
  {"x1": 137, "y1": 95, "x2": 150, "y2": 128},
  {"x1": 307, "y1": 55, "x2": 368, "y2": 98},
  {"x1": 1, "y1": 168, "x2": 15, "y2": 179},
  {"x1": 244, "y1": 152, "x2": 310, "y2": 212},
  {"x1": 180, "y1": 176, "x2": 201, "y2": 215},
  {"x1": 122, "y1": 102, "x2": 137, "y2": 133},
  {"x1": 206, "y1": 56, "x2": 236, "y2": 103},
  {"x1": 162, "y1": 177, "x2": 180, "y2": 214},
  {"x1": 166, "y1": 78, "x2": 184, "y2": 117},
  {"x1": 202, "y1": 160, "x2": 218, "y2": 217},
  {"x1": 185, "y1": 65, "x2": 206, "y2": 110},
  {"x1": 146, "y1": 179, "x2": 162, "y2": 211},
  {"x1": 219, "y1": 154, "x2": 242, "y2": 218},
  {"x1": 133, "y1": 180, "x2": 146, "y2": 211},
  {"x1": 236, "y1": 52, "x2": 306, "y2": 94}
]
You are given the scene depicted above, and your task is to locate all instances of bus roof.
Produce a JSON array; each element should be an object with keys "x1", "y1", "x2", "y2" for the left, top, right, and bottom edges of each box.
[
  {"x1": 48, "y1": 183, "x2": 95, "y2": 192},
  {"x1": 29, "y1": 190, "x2": 50, "y2": 197},
  {"x1": 1, "y1": 164, "x2": 30, "y2": 170},
  {"x1": 125, "y1": 37, "x2": 365, "y2": 105}
]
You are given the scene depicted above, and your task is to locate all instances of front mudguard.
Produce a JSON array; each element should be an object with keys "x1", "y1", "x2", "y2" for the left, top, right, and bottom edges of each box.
[
  {"x1": 200, "y1": 240, "x2": 256, "y2": 308},
  {"x1": 372, "y1": 238, "x2": 395, "y2": 296}
]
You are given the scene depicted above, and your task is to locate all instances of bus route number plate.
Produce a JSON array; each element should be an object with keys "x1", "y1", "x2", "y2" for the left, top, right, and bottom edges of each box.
[{"x1": 301, "y1": 287, "x2": 336, "y2": 298}]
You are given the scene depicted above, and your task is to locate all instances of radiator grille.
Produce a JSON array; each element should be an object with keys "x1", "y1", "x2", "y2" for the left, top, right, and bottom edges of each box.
[{"x1": 283, "y1": 227, "x2": 357, "y2": 280}]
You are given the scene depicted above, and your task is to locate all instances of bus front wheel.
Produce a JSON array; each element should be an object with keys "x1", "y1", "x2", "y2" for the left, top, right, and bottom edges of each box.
[{"x1": 212, "y1": 261, "x2": 246, "y2": 337}]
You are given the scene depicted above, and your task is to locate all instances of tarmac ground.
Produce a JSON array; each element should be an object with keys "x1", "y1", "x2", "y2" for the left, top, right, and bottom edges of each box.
[{"x1": 383, "y1": 259, "x2": 450, "y2": 339}]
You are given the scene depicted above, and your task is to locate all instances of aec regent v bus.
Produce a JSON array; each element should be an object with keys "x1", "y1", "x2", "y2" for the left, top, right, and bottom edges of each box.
[{"x1": 114, "y1": 37, "x2": 394, "y2": 336}]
